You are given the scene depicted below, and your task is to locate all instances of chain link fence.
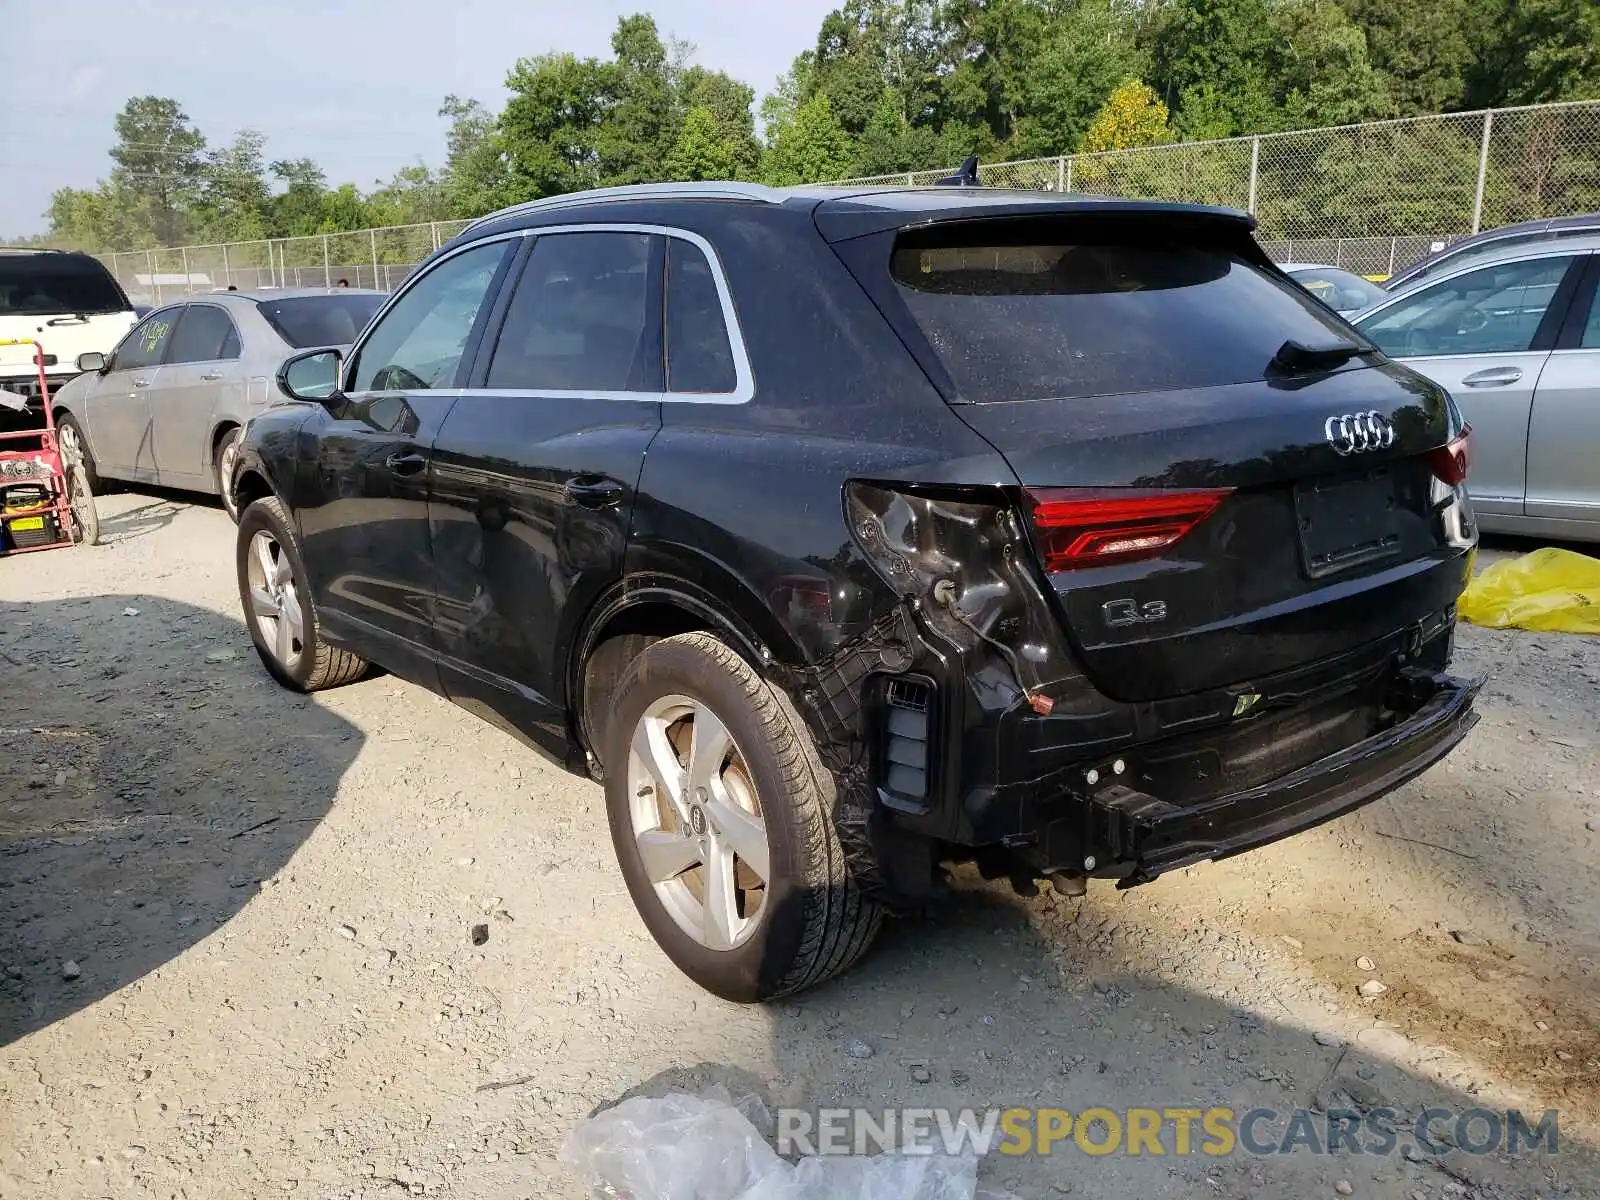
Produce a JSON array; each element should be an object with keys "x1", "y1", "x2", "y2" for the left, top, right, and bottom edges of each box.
[
  {"x1": 100, "y1": 220, "x2": 476, "y2": 306},
  {"x1": 842, "y1": 100, "x2": 1600, "y2": 277},
  {"x1": 95, "y1": 99, "x2": 1600, "y2": 303}
]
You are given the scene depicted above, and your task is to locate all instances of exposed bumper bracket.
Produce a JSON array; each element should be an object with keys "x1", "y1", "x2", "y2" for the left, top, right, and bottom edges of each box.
[{"x1": 1098, "y1": 668, "x2": 1482, "y2": 887}]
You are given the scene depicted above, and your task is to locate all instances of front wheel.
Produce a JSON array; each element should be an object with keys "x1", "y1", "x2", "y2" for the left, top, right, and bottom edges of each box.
[
  {"x1": 236, "y1": 496, "x2": 367, "y2": 692},
  {"x1": 56, "y1": 415, "x2": 102, "y2": 494},
  {"x1": 603, "y1": 632, "x2": 883, "y2": 1002}
]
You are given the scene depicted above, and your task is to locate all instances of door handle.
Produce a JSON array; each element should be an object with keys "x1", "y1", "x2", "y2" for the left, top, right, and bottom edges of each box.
[
  {"x1": 201, "y1": 371, "x2": 224, "y2": 382},
  {"x1": 132, "y1": 377, "x2": 151, "y2": 388},
  {"x1": 385, "y1": 452, "x2": 428, "y2": 476},
  {"x1": 563, "y1": 475, "x2": 626, "y2": 508},
  {"x1": 1461, "y1": 366, "x2": 1524, "y2": 387}
]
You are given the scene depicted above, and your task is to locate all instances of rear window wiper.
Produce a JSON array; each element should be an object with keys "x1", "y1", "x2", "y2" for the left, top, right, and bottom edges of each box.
[{"x1": 1270, "y1": 336, "x2": 1364, "y2": 374}]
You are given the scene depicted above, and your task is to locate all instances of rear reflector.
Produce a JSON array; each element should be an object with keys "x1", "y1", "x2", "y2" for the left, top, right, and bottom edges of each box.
[
  {"x1": 1024, "y1": 488, "x2": 1232, "y2": 571},
  {"x1": 1424, "y1": 425, "x2": 1472, "y2": 486}
]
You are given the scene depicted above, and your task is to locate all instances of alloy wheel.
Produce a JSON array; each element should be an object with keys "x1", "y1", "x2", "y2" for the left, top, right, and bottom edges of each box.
[
  {"x1": 245, "y1": 530, "x2": 305, "y2": 669},
  {"x1": 626, "y1": 694, "x2": 771, "y2": 951},
  {"x1": 57, "y1": 422, "x2": 84, "y2": 465}
]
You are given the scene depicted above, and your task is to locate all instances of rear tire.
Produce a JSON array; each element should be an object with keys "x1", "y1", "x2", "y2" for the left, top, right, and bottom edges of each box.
[
  {"x1": 603, "y1": 632, "x2": 883, "y2": 1001},
  {"x1": 236, "y1": 496, "x2": 367, "y2": 692},
  {"x1": 215, "y1": 427, "x2": 242, "y2": 523}
]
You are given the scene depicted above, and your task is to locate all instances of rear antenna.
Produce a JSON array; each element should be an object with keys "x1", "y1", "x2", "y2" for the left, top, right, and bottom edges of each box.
[{"x1": 935, "y1": 155, "x2": 980, "y2": 187}]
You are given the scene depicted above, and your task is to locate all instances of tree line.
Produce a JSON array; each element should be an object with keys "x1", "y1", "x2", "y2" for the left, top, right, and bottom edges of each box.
[{"x1": 43, "y1": 0, "x2": 1600, "y2": 252}]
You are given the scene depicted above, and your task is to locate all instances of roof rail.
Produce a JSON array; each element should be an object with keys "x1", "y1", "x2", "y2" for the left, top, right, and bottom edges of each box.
[
  {"x1": 464, "y1": 181, "x2": 789, "y2": 233},
  {"x1": 0, "y1": 246, "x2": 67, "y2": 254}
]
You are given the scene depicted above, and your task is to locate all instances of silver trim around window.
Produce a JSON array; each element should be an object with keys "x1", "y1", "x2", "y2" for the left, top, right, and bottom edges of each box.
[{"x1": 341, "y1": 222, "x2": 754, "y2": 406}]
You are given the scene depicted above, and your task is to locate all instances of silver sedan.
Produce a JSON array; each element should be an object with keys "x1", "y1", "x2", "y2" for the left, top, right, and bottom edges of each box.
[
  {"x1": 1352, "y1": 235, "x2": 1600, "y2": 542},
  {"x1": 51, "y1": 287, "x2": 385, "y2": 519}
]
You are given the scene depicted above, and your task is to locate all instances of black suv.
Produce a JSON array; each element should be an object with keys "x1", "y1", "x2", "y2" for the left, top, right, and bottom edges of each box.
[{"x1": 232, "y1": 181, "x2": 1481, "y2": 1001}]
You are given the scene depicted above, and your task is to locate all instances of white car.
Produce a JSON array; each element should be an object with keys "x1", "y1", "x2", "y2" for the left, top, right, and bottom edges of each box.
[{"x1": 0, "y1": 249, "x2": 138, "y2": 408}]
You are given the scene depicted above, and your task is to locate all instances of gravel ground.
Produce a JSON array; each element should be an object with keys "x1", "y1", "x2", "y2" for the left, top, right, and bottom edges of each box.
[{"x1": 2, "y1": 491, "x2": 1598, "y2": 1200}]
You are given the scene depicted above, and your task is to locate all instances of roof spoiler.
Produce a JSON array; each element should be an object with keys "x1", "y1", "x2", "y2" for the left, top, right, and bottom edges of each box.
[{"x1": 935, "y1": 155, "x2": 980, "y2": 188}]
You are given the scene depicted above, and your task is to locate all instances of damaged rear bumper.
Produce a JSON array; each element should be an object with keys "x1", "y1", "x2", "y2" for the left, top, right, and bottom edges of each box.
[
  {"x1": 792, "y1": 596, "x2": 1477, "y2": 906},
  {"x1": 1011, "y1": 672, "x2": 1484, "y2": 889},
  {"x1": 1090, "y1": 668, "x2": 1481, "y2": 886}
]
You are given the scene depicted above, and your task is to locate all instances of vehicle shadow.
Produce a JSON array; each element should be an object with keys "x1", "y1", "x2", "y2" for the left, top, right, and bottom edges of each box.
[
  {"x1": 91, "y1": 497, "x2": 188, "y2": 546},
  {"x1": 548, "y1": 626, "x2": 1599, "y2": 1197},
  {"x1": 0, "y1": 593, "x2": 360, "y2": 1045},
  {"x1": 560, "y1": 878, "x2": 1599, "y2": 1198}
]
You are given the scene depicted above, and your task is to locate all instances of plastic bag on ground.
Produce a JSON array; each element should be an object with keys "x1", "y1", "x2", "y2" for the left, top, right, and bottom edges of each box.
[
  {"x1": 560, "y1": 1087, "x2": 1004, "y2": 1200},
  {"x1": 559, "y1": 1087, "x2": 787, "y2": 1198},
  {"x1": 1458, "y1": 547, "x2": 1600, "y2": 634}
]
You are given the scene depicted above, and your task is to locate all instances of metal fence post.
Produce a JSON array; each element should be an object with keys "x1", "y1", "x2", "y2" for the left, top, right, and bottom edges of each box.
[
  {"x1": 1472, "y1": 111, "x2": 1494, "y2": 234},
  {"x1": 430, "y1": 222, "x2": 441, "y2": 252},
  {"x1": 1248, "y1": 137, "x2": 1261, "y2": 212},
  {"x1": 221, "y1": 243, "x2": 231, "y2": 288},
  {"x1": 1057, "y1": 156, "x2": 1065, "y2": 192},
  {"x1": 323, "y1": 235, "x2": 332, "y2": 288},
  {"x1": 146, "y1": 249, "x2": 157, "y2": 305},
  {"x1": 1065, "y1": 157, "x2": 1074, "y2": 192},
  {"x1": 370, "y1": 229, "x2": 380, "y2": 289},
  {"x1": 180, "y1": 246, "x2": 191, "y2": 295},
  {"x1": 1388, "y1": 240, "x2": 1397, "y2": 277}
]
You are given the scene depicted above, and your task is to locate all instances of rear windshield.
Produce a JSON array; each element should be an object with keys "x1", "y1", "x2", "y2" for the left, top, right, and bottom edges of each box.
[
  {"x1": 889, "y1": 229, "x2": 1356, "y2": 403},
  {"x1": 0, "y1": 253, "x2": 129, "y2": 316},
  {"x1": 257, "y1": 294, "x2": 384, "y2": 348}
]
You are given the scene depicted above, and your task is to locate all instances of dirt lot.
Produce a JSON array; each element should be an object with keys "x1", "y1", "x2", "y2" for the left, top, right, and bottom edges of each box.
[{"x1": 2, "y1": 491, "x2": 1598, "y2": 1200}]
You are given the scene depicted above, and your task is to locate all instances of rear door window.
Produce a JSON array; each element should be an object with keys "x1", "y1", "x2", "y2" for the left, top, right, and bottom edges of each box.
[
  {"x1": 887, "y1": 228, "x2": 1354, "y2": 403},
  {"x1": 167, "y1": 304, "x2": 241, "y2": 363},
  {"x1": 1583, "y1": 287, "x2": 1600, "y2": 349}
]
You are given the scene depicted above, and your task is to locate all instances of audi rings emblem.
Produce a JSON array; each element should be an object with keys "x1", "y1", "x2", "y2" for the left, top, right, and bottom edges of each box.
[{"x1": 1324, "y1": 411, "x2": 1396, "y2": 455}]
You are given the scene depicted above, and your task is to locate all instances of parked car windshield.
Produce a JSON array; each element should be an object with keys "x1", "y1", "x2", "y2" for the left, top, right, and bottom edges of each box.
[
  {"x1": 890, "y1": 230, "x2": 1355, "y2": 403},
  {"x1": 0, "y1": 253, "x2": 129, "y2": 315},
  {"x1": 1286, "y1": 266, "x2": 1386, "y2": 312},
  {"x1": 257, "y1": 294, "x2": 385, "y2": 348}
]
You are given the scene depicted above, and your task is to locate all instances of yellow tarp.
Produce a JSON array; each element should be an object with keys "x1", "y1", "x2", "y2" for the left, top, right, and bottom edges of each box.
[{"x1": 1459, "y1": 547, "x2": 1600, "y2": 634}]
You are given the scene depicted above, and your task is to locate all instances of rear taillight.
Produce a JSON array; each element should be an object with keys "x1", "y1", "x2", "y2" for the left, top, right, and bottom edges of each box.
[
  {"x1": 1425, "y1": 425, "x2": 1472, "y2": 486},
  {"x1": 845, "y1": 481, "x2": 1082, "y2": 710},
  {"x1": 1024, "y1": 488, "x2": 1233, "y2": 571}
]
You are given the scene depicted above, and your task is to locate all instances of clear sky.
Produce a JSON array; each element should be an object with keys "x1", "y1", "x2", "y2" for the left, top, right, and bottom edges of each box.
[{"x1": 1, "y1": 0, "x2": 838, "y2": 237}]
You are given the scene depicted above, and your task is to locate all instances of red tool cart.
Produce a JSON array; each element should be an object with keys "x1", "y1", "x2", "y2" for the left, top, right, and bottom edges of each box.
[{"x1": 0, "y1": 338, "x2": 98, "y2": 555}]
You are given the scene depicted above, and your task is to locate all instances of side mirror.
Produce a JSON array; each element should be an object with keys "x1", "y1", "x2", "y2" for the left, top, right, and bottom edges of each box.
[
  {"x1": 76, "y1": 351, "x2": 106, "y2": 373},
  {"x1": 277, "y1": 347, "x2": 344, "y2": 405}
]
